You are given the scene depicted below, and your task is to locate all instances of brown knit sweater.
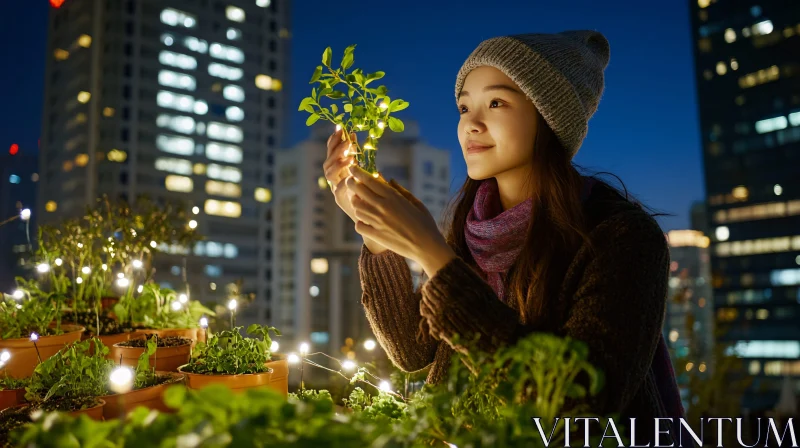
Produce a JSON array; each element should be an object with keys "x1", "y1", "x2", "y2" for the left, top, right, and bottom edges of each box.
[{"x1": 358, "y1": 184, "x2": 671, "y2": 421}]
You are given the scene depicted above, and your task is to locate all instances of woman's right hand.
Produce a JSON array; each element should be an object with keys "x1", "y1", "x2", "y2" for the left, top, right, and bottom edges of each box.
[{"x1": 323, "y1": 127, "x2": 388, "y2": 254}]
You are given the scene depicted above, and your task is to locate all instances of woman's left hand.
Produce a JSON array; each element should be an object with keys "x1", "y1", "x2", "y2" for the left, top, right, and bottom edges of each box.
[{"x1": 346, "y1": 165, "x2": 455, "y2": 274}]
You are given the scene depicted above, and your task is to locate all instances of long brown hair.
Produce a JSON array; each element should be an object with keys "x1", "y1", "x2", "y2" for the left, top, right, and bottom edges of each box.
[{"x1": 442, "y1": 113, "x2": 592, "y2": 328}]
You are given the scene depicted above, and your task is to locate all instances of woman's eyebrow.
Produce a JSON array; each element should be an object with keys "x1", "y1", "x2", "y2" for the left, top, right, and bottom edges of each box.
[{"x1": 459, "y1": 84, "x2": 522, "y2": 99}]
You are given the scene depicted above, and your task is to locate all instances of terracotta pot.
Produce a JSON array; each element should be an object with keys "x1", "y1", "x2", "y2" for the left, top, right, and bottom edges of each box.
[
  {"x1": 0, "y1": 388, "x2": 26, "y2": 411},
  {"x1": 68, "y1": 398, "x2": 105, "y2": 420},
  {"x1": 100, "y1": 372, "x2": 184, "y2": 419},
  {"x1": 178, "y1": 359, "x2": 289, "y2": 396},
  {"x1": 100, "y1": 296, "x2": 119, "y2": 310},
  {"x1": 135, "y1": 328, "x2": 205, "y2": 348},
  {"x1": 80, "y1": 332, "x2": 132, "y2": 358},
  {"x1": 108, "y1": 340, "x2": 192, "y2": 372},
  {"x1": 0, "y1": 325, "x2": 85, "y2": 379}
]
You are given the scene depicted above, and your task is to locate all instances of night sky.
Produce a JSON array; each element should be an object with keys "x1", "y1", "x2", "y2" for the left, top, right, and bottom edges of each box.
[{"x1": 0, "y1": 0, "x2": 704, "y2": 231}]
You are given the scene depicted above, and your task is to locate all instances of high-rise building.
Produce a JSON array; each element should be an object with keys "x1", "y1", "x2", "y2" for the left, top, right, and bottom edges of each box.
[
  {"x1": 664, "y1": 229, "x2": 715, "y2": 411},
  {"x1": 273, "y1": 120, "x2": 451, "y2": 360},
  {"x1": 689, "y1": 0, "x2": 800, "y2": 410},
  {"x1": 0, "y1": 151, "x2": 39, "y2": 292},
  {"x1": 37, "y1": 0, "x2": 291, "y2": 319}
]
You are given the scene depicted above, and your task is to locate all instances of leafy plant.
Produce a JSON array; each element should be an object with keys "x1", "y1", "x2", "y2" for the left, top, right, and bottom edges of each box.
[
  {"x1": 0, "y1": 375, "x2": 28, "y2": 391},
  {"x1": 342, "y1": 387, "x2": 407, "y2": 421},
  {"x1": 0, "y1": 285, "x2": 60, "y2": 339},
  {"x1": 299, "y1": 45, "x2": 409, "y2": 174},
  {"x1": 181, "y1": 325, "x2": 280, "y2": 375},
  {"x1": 24, "y1": 339, "x2": 114, "y2": 405},
  {"x1": 132, "y1": 338, "x2": 158, "y2": 390},
  {"x1": 289, "y1": 388, "x2": 333, "y2": 404},
  {"x1": 115, "y1": 283, "x2": 214, "y2": 329}
]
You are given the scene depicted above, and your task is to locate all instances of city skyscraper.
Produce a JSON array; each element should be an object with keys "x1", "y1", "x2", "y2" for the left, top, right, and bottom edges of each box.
[
  {"x1": 36, "y1": 0, "x2": 290, "y2": 318},
  {"x1": 273, "y1": 120, "x2": 452, "y2": 359},
  {"x1": 0, "y1": 150, "x2": 39, "y2": 293},
  {"x1": 689, "y1": 0, "x2": 800, "y2": 410}
]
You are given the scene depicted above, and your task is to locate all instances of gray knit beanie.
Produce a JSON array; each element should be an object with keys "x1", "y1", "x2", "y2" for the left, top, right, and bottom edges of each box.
[{"x1": 455, "y1": 30, "x2": 611, "y2": 159}]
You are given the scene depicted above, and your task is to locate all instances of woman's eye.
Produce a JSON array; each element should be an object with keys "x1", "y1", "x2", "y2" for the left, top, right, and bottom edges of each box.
[
  {"x1": 458, "y1": 100, "x2": 503, "y2": 114},
  {"x1": 458, "y1": 105, "x2": 467, "y2": 114},
  {"x1": 490, "y1": 100, "x2": 503, "y2": 108}
]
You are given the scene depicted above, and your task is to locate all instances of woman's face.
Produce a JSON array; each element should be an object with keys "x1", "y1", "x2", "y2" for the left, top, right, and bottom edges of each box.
[{"x1": 457, "y1": 66, "x2": 540, "y2": 181}]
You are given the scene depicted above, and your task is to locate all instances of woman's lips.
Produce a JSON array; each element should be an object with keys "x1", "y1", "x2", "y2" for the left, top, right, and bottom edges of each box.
[{"x1": 467, "y1": 145, "x2": 493, "y2": 154}]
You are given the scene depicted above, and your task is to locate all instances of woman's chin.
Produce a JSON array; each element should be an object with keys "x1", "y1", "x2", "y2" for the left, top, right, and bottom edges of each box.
[{"x1": 467, "y1": 169, "x2": 494, "y2": 181}]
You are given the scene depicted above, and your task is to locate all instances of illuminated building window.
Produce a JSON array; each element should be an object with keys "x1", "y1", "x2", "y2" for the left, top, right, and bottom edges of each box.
[
  {"x1": 194, "y1": 242, "x2": 238, "y2": 258},
  {"x1": 256, "y1": 0, "x2": 271, "y2": 6},
  {"x1": 54, "y1": 49, "x2": 69, "y2": 60},
  {"x1": 724, "y1": 28, "x2": 736, "y2": 43},
  {"x1": 717, "y1": 308, "x2": 738, "y2": 322},
  {"x1": 107, "y1": 149, "x2": 127, "y2": 162},
  {"x1": 738, "y1": 65, "x2": 780, "y2": 89},
  {"x1": 184, "y1": 36, "x2": 208, "y2": 54},
  {"x1": 727, "y1": 340, "x2": 800, "y2": 359},
  {"x1": 771, "y1": 268, "x2": 800, "y2": 286},
  {"x1": 204, "y1": 199, "x2": 241, "y2": 218},
  {"x1": 714, "y1": 200, "x2": 800, "y2": 223},
  {"x1": 226, "y1": 27, "x2": 242, "y2": 40},
  {"x1": 732, "y1": 186, "x2": 749, "y2": 200},
  {"x1": 788, "y1": 111, "x2": 800, "y2": 126},
  {"x1": 311, "y1": 258, "x2": 328, "y2": 274},
  {"x1": 156, "y1": 91, "x2": 207, "y2": 115},
  {"x1": 205, "y1": 180, "x2": 242, "y2": 198},
  {"x1": 205, "y1": 265, "x2": 222, "y2": 277},
  {"x1": 155, "y1": 157, "x2": 193, "y2": 175},
  {"x1": 159, "y1": 50, "x2": 197, "y2": 70},
  {"x1": 255, "y1": 74, "x2": 282, "y2": 91},
  {"x1": 209, "y1": 43, "x2": 244, "y2": 63},
  {"x1": 208, "y1": 63, "x2": 243, "y2": 81},
  {"x1": 158, "y1": 69, "x2": 196, "y2": 91},
  {"x1": 226, "y1": 6, "x2": 245, "y2": 22},
  {"x1": 318, "y1": 176, "x2": 328, "y2": 190},
  {"x1": 161, "y1": 33, "x2": 174, "y2": 46},
  {"x1": 697, "y1": 0, "x2": 709, "y2": 8},
  {"x1": 193, "y1": 163, "x2": 206, "y2": 175},
  {"x1": 730, "y1": 59, "x2": 739, "y2": 71},
  {"x1": 206, "y1": 164, "x2": 242, "y2": 183},
  {"x1": 254, "y1": 187, "x2": 272, "y2": 203},
  {"x1": 666, "y1": 230, "x2": 710, "y2": 248},
  {"x1": 157, "y1": 114, "x2": 196, "y2": 134},
  {"x1": 716, "y1": 61, "x2": 727, "y2": 76},
  {"x1": 160, "y1": 8, "x2": 196, "y2": 28},
  {"x1": 207, "y1": 122, "x2": 243, "y2": 143},
  {"x1": 45, "y1": 201, "x2": 57, "y2": 212},
  {"x1": 103, "y1": 107, "x2": 115, "y2": 117},
  {"x1": 77, "y1": 91, "x2": 91, "y2": 103},
  {"x1": 206, "y1": 142, "x2": 243, "y2": 163},
  {"x1": 752, "y1": 20, "x2": 773, "y2": 36},
  {"x1": 63, "y1": 160, "x2": 74, "y2": 172},
  {"x1": 165, "y1": 175, "x2": 193, "y2": 192},
  {"x1": 75, "y1": 153, "x2": 89, "y2": 167},
  {"x1": 222, "y1": 85, "x2": 245, "y2": 102},
  {"x1": 716, "y1": 235, "x2": 800, "y2": 257},
  {"x1": 76, "y1": 35, "x2": 92, "y2": 48},
  {"x1": 715, "y1": 226, "x2": 730, "y2": 241},
  {"x1": 226, "y1": 106, "x2": 244, "y2": 122},
  {"x1": 156, "y1": 134, "x2": 195, "y2": 156},
  {"x1": 755, "y1": 116, "x2": 788, "y2": 134}
]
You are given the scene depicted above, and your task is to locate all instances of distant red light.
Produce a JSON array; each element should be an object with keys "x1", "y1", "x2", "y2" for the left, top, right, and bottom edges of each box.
[
  {"x1": 50, "y1": 0, "x2": 65, "y2": 8},
  {"x1": 9, "y1": 143, "x2": 19, "y2": 155}
]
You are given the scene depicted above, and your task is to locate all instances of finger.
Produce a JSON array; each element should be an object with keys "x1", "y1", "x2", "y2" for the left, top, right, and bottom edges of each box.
[
  {"x1": 348, "y1": 165, "x2": 391, "y2": 198},
  {"x1": 346, "y1": 175, "x2": 384, "y2": 205},
  {"x1": 351, "y1": 194, "x2": 383, "y2": 225},
  {"x1": 354, "y1": 219, "x2": 378, "y2": 239},
  {"x1": 326, "y1": 127, "x2": 343, "y2": 158},
  {"x1": 324, "y1": 156, "x2": 354, "y2": 185},
  {"x1": 389, "y1": 179, "x2": 425, "y2": 210}
]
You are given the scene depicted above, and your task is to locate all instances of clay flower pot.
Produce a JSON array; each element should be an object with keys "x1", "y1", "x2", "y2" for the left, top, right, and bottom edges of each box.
[
  {"x1": 80, "y1": 331, "x2": 132, "y2": 358},
  {"x1": 135, "y1": 328, "x2": 206, "y2": 348},
  {"x1": 100, "y1": 372, "x2": 184, "y2": 419},
  {"x1": 178, "y1": 359, "x2": 289, "y2": 396},
  {"x1": 109, "y1": 337, "x2": 192, "y2": 372},
  {"x1": 0, "y1": 388, "x2": 26, "y2": 411},
  {"x1": 0, "y1": 325, "x2": 85, "y2": 379},
  {"x1": 69, "y1": 398, "x2": 105, "y2": 420}
]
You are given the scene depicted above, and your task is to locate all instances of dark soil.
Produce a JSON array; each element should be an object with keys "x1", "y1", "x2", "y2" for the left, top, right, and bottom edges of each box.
[
  {"x1": 135, "y1": 373, "x2": 181, "y2": 391},
  {"x1": 36, "y1": 396, "x2": 102, "y2": 413},
  {"x1": 0, "y1": 406, "x2": 32, "y2": 447},
  {"x1": 62, "y1": 310, "x2": 130, "y2": 336},
  {"x1": 118, "y1": 335, "x2": 192, "y2": 348}
]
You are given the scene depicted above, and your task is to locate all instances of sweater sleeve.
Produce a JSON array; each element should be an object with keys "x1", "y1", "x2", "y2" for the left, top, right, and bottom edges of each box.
[
  {"x1": 358, "y1": 243, "x2": 439, "y2": 372},
  {"x1": 419, "y1": 210, "x2": 669, "y2": 413}
]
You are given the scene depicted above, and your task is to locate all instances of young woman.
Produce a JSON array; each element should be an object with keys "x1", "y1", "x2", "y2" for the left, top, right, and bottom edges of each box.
[{"x1": 322, "y1": 30, "x2": 683, "y2": 428}]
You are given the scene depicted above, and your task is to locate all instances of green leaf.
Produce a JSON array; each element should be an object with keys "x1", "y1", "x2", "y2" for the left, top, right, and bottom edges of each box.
[
  {"x1": 388, "y1": 116, "x2": 405, "y2": 132},
  {"x1": 309, "y1": 65, "x2": 323, "y2": 84},
  {"x1": 344, "y1": 104, "x2": 353, "y2": 113},
  {"x1": 389, "y1": 99, "x2": 409, "y2": 113},
  {"x1": 306, "y1": 114, "x2": 321, "y2": 126},
  {"x1": 328, "y1": 91, "x2": 345, "y2": 99},
  {"x1": 330, "y1": 104, "x2": 338, "y2": 114},
  {"x1": 322, "y1": 47, "x2": 332, "y2": 67},
  {"x1": 342, "y1": 53, "x2": 354, "y2": 70},
  {"x1": 297, "y1": 97, "x2": 314, "y2": 112},
  {"x1": 163, "y1": 385, "x2": 187, "y2": 409},
  {"x1": 247, "y1": 324, "x2": 259, "y2": 334}
]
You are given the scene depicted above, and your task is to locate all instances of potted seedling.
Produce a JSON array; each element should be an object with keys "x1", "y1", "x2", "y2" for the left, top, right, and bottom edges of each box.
[
  {"x1": 178, "y1": 325, "x2": 287, "y2": 395},
  {"x1": 127, "y1": 284, "x2": 215, "y2": 348},
  {"x1": 100, "y1": 338, "x2": 185, "y2": 419},
  {"x1": 0, "y1": 288, "x2": 84, "y2": 379},
  {"x1": 0, "y1": 351, "x2": 28, "y2": 411},
  {"x1": 110, "y1": 334, "x2": 192, "y2": 373},
  {"x1": 299, "y1": 44, "x2": 409, "y2": 175}
]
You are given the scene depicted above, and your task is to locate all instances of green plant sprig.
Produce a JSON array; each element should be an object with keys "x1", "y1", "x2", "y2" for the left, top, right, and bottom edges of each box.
[
  {"x1": 182, "y1": 324, "x2": 280, "y2": 375},
  {"x1": 298, "y1": 45, "x2": 409, "y2": 174}
]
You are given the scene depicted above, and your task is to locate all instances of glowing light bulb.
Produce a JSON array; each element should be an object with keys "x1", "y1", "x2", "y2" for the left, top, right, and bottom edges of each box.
[
  {"x1": 77, "y1": 243, "x2": 83, "y2": 248},
  {"x1": 55, "y1": 258, "x2": 63, "y2": 266},
  {"x1": 227, "y1": 299, "x2": 238, "y2": 311},
  {"x1": 377, "y1": 121, "x2": 385, "y2": 129},
  {"x1": 150, "y1": 241, "x2": 158, "y2": 248},
  {"x1": 12, "y1": 290, "x2": 24, "y2": 300},
  {"x1": 36, "y1": 263, "x2": 50, "y2": 273},
  {"x1": 342, "y1": 360, "x2": 356, "y2": 371},
  {"x1": 20, "y1": 209, "x2": 31, "y2": 221},
  {"x1": 108, "y1": 366, "x2": 134, "y2": 393},
  {"x1": 81, "y1": 266, "x2": 91, "y2": 275},
  {"x1": 379, "y1": 381, "x2": 391, "y2": 392},
  {"x1": 270, "y1": 341, "x2": 279, "y2": 352},
  {"x1": 0, "y1": 350, "x2": 10, "y2": 363},
  {"x1": 137, "y1": 285, "x2": 143, "y2": 293},
  {"x1": 117, "y1": 273, "x2": 124, "y2": 279},
  {"x1": 178, "y1": 293, "x2": 188, "y2": 303},
  {"x1": 101, "y1": 264, "x2": 108, "y2": 271},
  {"x1": 117, "y1": 278, "x2": 130, "y2": 288},
  {"x1": 364, "y1": 339, "x2": 376, "y2": 351},
  {"x1": 192, "y1": 206, "x2": 200, "y2": 215},
  {"x1": 170, "y1": 301, "x2": 182, "y2": 311},
  {"x1": 76, "y1": 277, "x2": 83, "y2": 284},
  {"x1": 132, "y1": 260, "x2": 143, "y2": 269},
  {"x1": 299, "y1": 342, "x2": 309, "y2": 355},
  {"x1": 199, "y1": 317, "x2": 209, "y2": 328},
  {"x1": 379, "y1": 102, "x2": 388, "y2": 110},
  {"x1": 335, "y1": 124, "x2": 342, "y2": 131},
  {"x1": 287, "y1": 353, "x2": 300, "y2": 364},
  {"x1": 188, "y1": 220, "x2": 197, "y2": 229},
  {"x1": 30, "y1": 333, "x2": 39, "y2": 342}
]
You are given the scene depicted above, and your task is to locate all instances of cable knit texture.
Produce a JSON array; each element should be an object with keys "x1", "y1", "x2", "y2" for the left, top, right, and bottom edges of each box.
[
  {"x1": 358, "y1": 184, "x2": 677, "y2": 425},
  {"x1": 454, "y1": 31, "x2": 611, "y2": 159}
]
